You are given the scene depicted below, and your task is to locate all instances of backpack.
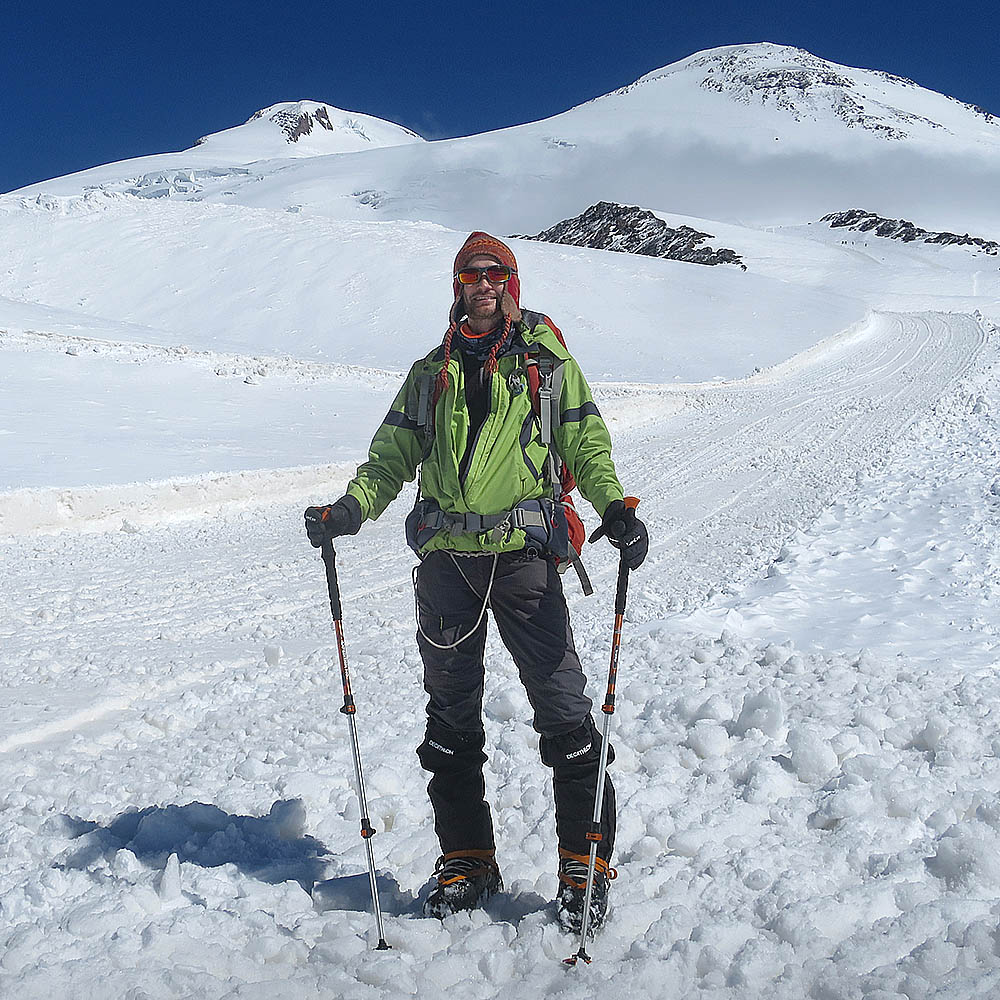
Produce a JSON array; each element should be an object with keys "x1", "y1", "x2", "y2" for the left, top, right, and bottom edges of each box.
[{"x1": 522, "y1": 315, "x2": 592, "y2": 593}]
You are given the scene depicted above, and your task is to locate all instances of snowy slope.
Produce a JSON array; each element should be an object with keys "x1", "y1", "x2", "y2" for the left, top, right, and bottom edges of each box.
[
  {"x1": 196, "y1": 101, "x2": 423, "y2": 158},
  {"x1": 0, "y1": 194, "x2": 864, "y2": 378},
  {"x1": 3, "y1": 38, "x2": 1000, "y2": 1000},
  {"x1": 13, "y1": 43, "x2": 998, "y2": 236},
  {"x1": 2, "y1": 316, "x2": 999, "y2": 999},
  {"x1": 8, "y1": 99, "x2": 423, "y2": 193}
]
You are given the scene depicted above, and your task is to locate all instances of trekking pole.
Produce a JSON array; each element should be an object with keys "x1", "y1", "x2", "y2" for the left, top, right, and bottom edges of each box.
[
  {"x1": 564, "y1": 497, "x2": 639, "y2": 967},
  {"x1": 320, "y1": 538, "x2": 391, "y2": 951}
]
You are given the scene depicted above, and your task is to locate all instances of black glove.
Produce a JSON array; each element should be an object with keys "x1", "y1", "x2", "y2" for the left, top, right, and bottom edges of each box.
[
  {"x1": 589, "y1": 499, "x2": 648, "y2": 570},
  {"x1": 304, "y1": 495, "x2": 362, "y2": 547}
]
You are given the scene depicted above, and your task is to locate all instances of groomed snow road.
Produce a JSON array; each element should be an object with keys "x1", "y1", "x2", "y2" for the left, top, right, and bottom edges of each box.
[
  {"x1": 1, "y1": 310, "x2": 997, "y2": 999},
  {"x1": 618, "y1": 310, "x2": 990, "y2": 616}
]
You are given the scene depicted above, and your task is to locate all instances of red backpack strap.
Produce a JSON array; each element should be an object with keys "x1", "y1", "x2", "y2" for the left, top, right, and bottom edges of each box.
[
  {"x1": 523, "y1": 316, "x2": 591, "y2": 595},
  {"x1": 542, "y1": 314, "x2": 567, "y2": 349},
  {"x1": 526, "y1": 354, "x2": 542, "y2": 417}
]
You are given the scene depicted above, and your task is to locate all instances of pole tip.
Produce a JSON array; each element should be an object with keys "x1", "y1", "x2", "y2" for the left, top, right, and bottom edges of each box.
[{"x1": 376, "y1": 939, "x2": 391, "y2": 950}]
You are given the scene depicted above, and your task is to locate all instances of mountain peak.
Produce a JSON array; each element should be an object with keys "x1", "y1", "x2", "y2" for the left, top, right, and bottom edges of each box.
[
  {"x1": 193, "y1": 100, "x2": 424, "y2": 159},
  {"x1": 622, "y1": 43, "x2": 912, "y2": 96},
  {"x1": 612, "y1": 42, "x2": 998, "y2": 144},
  {"x1": 240, "y1": 101, "x2": 422, "y2": 145}
]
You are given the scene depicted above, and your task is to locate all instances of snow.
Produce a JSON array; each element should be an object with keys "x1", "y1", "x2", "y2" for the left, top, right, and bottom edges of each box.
[{"x1": 3, "y1": 40, "x2": 1000, "y2": 1000}]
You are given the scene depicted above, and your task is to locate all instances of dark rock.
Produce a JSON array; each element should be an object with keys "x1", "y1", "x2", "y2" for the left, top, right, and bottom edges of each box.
[
  {"x1": 822, "y1": 209, "x2": 998, "y2": 255},
  {"x1": 514, "y1": 202, "x2": 744, "y2": 268}
]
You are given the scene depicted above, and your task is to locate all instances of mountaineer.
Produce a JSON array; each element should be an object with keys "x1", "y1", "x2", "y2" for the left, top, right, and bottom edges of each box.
[{"x1": 305, "y1": 232, "x2": 647, "y2": 932}]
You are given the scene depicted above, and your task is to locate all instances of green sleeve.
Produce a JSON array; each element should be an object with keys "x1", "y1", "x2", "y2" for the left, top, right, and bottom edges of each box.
[
  {"x1": 554, "y1": 356, "x2": 625, "y2": 518},
  {"x1": 344, "y1": 371, "x2": 426, "y2": 521}
]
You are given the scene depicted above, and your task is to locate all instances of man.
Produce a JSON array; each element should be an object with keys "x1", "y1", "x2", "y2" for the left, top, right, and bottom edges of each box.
[{"x1": 305, "y1": 232, "x2": 647, "y2": 933}]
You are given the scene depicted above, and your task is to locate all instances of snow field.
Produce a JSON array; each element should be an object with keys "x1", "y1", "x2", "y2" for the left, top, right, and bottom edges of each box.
[
  {"x1": 3, "y1": 315, "x2": 1000, "y2": 996},
  {"x1": 0, "y1": 193, "x2": 865, "y2": 381},
  {"x1": 610, "y1": 311, "x2": 992, "y2": 614},
  {"x1": 686, "y1": 362, "x2": 1000, "y2": 670},
  {"x1": 1, "y1": 309, "x2": 983, "y2": 544}
]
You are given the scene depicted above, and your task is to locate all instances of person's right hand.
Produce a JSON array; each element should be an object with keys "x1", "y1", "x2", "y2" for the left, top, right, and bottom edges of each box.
[{"x1": 304, "y1": 495, "x2": 362, "y2": 547}]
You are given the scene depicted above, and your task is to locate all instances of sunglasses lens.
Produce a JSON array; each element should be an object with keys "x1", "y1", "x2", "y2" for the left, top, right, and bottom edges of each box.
[{"x1": 457, "y1": 266, "x2": 512, "y2": 284}]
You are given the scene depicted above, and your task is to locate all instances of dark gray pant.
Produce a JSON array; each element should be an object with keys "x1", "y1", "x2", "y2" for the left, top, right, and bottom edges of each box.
[{"x1": 414, "y1": 550, "x2": 616, "y2": 861}]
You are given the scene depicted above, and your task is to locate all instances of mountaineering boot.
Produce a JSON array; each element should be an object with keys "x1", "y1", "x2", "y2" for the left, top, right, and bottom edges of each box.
[
  {"x1": 423, "y1": 850, "x2": 503, "y2": 918},
  {"x1": 555, "y1": 849, "x2": 617, "y2": 934}
]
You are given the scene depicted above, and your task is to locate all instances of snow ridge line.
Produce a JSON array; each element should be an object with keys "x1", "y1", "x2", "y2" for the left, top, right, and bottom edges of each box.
[
  {"x1": 0, "y1": 463, "x2": 357, "y2": 538},
  {"x1": 0, "y1": 695, "x2": 135, "y2": 754},
  {"x1": 592, "y1": 311, "x2": 878, "y2": 401},
  {"x1": 0, "y1": 656, "x2": 253, "y2": 754},
  {"x1": 0, "y1": 327, "x2": 405, "y2": 388}
]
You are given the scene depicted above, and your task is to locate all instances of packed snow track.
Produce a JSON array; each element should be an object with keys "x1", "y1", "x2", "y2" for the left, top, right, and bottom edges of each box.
[{"x1": 617, "y1": 310, "x2": 989, "y2": 614}]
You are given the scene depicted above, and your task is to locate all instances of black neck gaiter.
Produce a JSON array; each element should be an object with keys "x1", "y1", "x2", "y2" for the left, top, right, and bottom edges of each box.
[{"x1": 454, "y1": 323, "x2": 504, "y2": 362}]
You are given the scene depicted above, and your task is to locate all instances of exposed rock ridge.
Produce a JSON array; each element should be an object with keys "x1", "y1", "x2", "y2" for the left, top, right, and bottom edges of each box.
[
  {"x1": 273, "y1": 105, "x2": 336, "y2": 142},
  {"x1": 695, "y1": 47, "x2": 913, "y2": 138},
  {"x1": 515, "y1": 202, "x2": 744, "y2": 267},
  {"x1": 250, "y1": 104, "x2": 373, "y2": 145},
  {"x1": 822, "y1": 209, "x2": 999, "y2": 255},
  {"x1": 610, "y1": 44, "x2": 998, "y2": 141}
]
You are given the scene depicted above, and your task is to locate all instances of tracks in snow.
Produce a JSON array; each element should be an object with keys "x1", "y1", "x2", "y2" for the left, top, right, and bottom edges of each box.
[{"x1": 606, "y1": 311, "x2": 993, "y2": 615}]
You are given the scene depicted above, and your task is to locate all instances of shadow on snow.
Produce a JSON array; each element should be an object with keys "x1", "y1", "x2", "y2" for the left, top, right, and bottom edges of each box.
[
  {"x1": 57, "y1": 797, "x2": 553, "y2": 922},
  {"x1": 58, "y1": 798, "x2": 330, "y2": 891}
]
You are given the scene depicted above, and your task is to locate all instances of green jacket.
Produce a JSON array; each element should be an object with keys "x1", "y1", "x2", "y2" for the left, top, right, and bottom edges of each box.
[{"x1": 345, "y1": 312, "x2": 624, "y2": 554}]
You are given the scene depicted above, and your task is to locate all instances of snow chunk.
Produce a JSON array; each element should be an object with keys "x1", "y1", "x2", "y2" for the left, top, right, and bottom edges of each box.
[
  {"x1": 158, "y1": 852, "x2": 182, "y2": 902},
  {"x1": 926, "y1": 816, "x2": 1000, "y2": 890},
  {"x1": 692, "y1": 693, "x2": 733, "y2": 723},
  {"x1": 786, "y1": 726, "x2": 839, "y2": 783},
  {"x1": 734, "y1": 689, "x2": 785, "y2": 737},
  {"x1": 686, "y1": 720, "x2": 732, "y2": 759},
  {"x1": 910, "y1": 715, "x2": 951, "y2": 753},
  {"x1": 484, "y1": 687, "x2": 525, "y2": 722},
  {"x1": 667, "y1": 828, "x2": 704, "y2": 858}
]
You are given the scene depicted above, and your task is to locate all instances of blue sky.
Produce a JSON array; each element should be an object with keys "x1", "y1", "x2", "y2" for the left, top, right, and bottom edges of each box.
[{"x1": 3, "y1": 0, "x2": 997, "y2": 194}]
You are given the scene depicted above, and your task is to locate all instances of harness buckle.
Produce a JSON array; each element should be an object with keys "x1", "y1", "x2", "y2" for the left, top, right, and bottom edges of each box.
[{"x1": 489, "y1": 512, "x2": 512, "y2": 543}]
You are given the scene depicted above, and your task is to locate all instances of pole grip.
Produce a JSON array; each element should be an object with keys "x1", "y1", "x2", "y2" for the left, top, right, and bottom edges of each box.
[
  {"x1": 614, "y1": 497, "x2": 639, "y2": 615},
  {"x1": 614, "y1": 557, "x2": 630, "y2": 615},
  {"x1": 321, "y1": 540, "x2": 343, "y2": 621}
]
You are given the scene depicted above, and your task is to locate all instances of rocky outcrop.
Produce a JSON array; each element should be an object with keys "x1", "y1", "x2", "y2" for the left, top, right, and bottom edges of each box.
[
  {"x1": 614, "y1": 44, "x2": 998, "y2": 143},
  {"x1": 242, "y1": 103, "x2": 392, "y2": 145},
  {"x1": 515, "y1": 202, "x2": 744, "y2": 267},
  {"x1": 822, "y1": 209, "x2": 999, "y2": 254},
  {"x1": 277, "y1": 105, "x2": 335, "y2": 142}
]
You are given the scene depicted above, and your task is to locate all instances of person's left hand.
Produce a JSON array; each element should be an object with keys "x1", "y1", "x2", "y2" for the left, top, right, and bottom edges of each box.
[{"x1": 588, "y1": 499, "x2": 648, "y2": 570}]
